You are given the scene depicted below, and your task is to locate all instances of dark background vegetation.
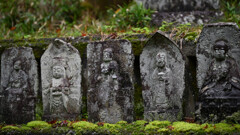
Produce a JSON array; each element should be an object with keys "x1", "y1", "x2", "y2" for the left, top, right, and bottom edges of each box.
[{"x1": 0, "y1": 0, "x2": 239, "y2": 39}]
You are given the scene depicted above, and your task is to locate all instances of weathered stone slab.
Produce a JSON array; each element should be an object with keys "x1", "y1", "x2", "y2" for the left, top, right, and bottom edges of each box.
[
  {"x1": 41, "y1": 39, "x2": 81, "y2": 120},
  {"x1": 140, "y1": 31, "x2": 185, "y2": 121},
  {"x1": 196, "y1": 23, "x2": 240, "y2": 121},
  {"x1": 135, "y1": 0, "x2": 220, "y2": 11},
  {"x1": 0, "y1": 47, "x2": 38, "y2": 124},
  {"x1": 87, "y1": 40, "x2": 134, "y2": 123}
]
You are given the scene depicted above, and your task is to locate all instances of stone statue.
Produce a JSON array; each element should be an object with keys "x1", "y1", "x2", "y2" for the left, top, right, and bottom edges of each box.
[
  {"x1": 50, "y1": 65, "x2": 70, "y2": 115},
  {"x1": 6, "y1": 60, "x2": 28, "y2": 103},
  {"x1": 41, "y1": 39, "x2": 81, "y2": 120},
  {"x1": 87, "y1": 40, "x2": 134, "y2": 123},
  {"x1": 140, "y1": 31, "x2": 185, "y2": 121},
  {"x1": 200, "y1": 39, "x2": 240, "y2": 99},
  {"x1": 151, "y1": 52, "x2": 172, "y2": 110},
  {"x1": 97, "y1": 48, "x2": 122, "y2": 123},
  {"x1": 0, "y1": 47, "x2": 38, "y2": 124}
]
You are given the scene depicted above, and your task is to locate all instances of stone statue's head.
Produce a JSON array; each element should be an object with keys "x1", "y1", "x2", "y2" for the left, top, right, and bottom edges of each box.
[
  {"x1": 103, "y1": 48, "x2": 113, "y2": 62},
  {"x1": 156, "y1": 52, "x2": 166, "y2": 68},
  {"x1": 52, "y1": 65, "x2": 65, "y2": 79},
  {"x1": 13, "y1": 60, "x2": 22, "y2": 70},
  {"x1": 213, "y1": 39, "x2": 229, "y2": 60}
]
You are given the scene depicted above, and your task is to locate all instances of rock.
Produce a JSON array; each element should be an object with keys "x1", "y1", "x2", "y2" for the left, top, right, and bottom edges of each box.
[
  {"x1": 0, "y1": 47, "x2": 38, "y2": 124},
  {"x1": 135, "y1": 0, "x2": 220, "y2": 11},
  {"x1": 87, "y1": 39, "x2": 134, "y2": 123},
  {"x1": 140, "y1": 31, "x2": 185, "y2": 121},
  {"x1": 41, "y1": 39, "x2": 82, "y2": 120},
  {"x1": 196, "y1": 23, "x2": 240, "y2": 122}
]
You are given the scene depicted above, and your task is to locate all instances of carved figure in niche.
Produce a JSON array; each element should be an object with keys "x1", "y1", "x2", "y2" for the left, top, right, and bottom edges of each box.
[
  {"x1": 151, "y1": 52, "x2": 172, "y2": 110},
  {"x1": 50, "y1": 65, "x2": 70, "y2": 115},
  {"x1": 6, "y1": 60, "x2": 28, "y2": 103},
  {"x1": 97, "y1": 48, "x2": 122, "y2": 122},
  {"x1": 200, "y1": 39, "x2": 240, "y2": 98}
]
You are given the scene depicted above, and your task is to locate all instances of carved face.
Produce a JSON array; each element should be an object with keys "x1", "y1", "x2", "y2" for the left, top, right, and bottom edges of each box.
[
  {"x1": 13, "y1": 60, "x2": 21, "y2": 70},
  {"x1": 213, "y1": 47, "x2": 226, "y2": 60},
  {"x1": 53, "y1": 66, "x2": 65, "y2": 79},
  {"x1": 103, "y1": 48, "x2": 113, "y2": 62},
  {"x1": 156, "y1": 52, "x2": 166, "y2": 68}
]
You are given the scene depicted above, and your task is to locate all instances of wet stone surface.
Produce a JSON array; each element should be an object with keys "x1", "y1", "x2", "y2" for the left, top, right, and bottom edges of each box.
[
  {"x1": 0, "y1": 47, "x2": 38, "y2": 124},
  {"x1": 140, "y1": 31, "x2": 185, "y2": 121},
  {"x1": 196, "y1": 23, "x2": 240, "y2": 121},
  {"x1": 87, "y1": 39, "x2": 134, "y2": 123},
  {"x1": 41, "y1": 39, "x2": 82, "y2": 120}
]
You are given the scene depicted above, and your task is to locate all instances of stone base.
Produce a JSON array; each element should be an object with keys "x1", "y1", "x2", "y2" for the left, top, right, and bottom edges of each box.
[
  {"x1": 43, "y1": 113, "x2": 80, "y2": 121},
  {"x1": 144, "y1": 108, "x2": 181, "y2": 121},
  {"x1": 196, "y1": 97, "x2": 240, "y2": 122}
]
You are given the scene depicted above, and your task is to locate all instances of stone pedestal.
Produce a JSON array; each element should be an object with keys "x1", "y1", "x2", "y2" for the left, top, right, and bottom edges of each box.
[
  {"x1": 0, "y1": 47, "x2": 38, "y2": 124},
  {"x1": 140, "y1": 31, "x2": 185, "y2": 121},
  {"x1": 41, "y1": 39, "x2": 82, "y2": 120},
  {"x1": 87, "y1": 40, "x2": 134, "y2": 123}
]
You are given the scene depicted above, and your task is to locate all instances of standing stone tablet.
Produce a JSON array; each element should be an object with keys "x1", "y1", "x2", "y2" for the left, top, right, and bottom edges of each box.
[
  {"x1": 87, "y1": 40, "x2": 134, "y2": 123},
  {"x1": 0, "y1": 47, "x2": 38, "y2": 124},
  {"x1": 140, "y1": 31, "x2": 185, "y2": 121},
  {"x1": 196, "y1": 23, "x2": 240, "y2": 121},
  {"x1": 41, "y1": 39, "x2": 81, "y2": 120}
]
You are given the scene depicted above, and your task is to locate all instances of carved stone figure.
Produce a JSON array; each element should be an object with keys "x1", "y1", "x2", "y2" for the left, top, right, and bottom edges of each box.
[
  {"x1": 196, "y1": 23, "x2": 240, "y2": 122},
  {"x1": 200, "y1": 39, "x2": 240, "y2": 98},
  {"x1": 151, "y1": 52, "x2": 172, "y2": 111},
  {"x1": 41, "y1": 39, "x2": 81, "y2": 120},
  {"x1": 87, "y1": 40, "x2": 134, "y2": 123},
  {"x1": 0, "y1": 47, "x2": 38, "y2": 124},
  {"x1": 140, "y1": 31, "x2": 185, "y2": 121}
]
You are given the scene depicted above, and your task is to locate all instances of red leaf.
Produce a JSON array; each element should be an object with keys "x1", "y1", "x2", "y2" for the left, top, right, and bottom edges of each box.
[
  {"x1": 82, "y1": 33, "x2": 87, "y2": 36},
  {"x1": 48, "y1": 120, "x2": 57, "y2": 124},
  {"x1": 97, "y1": 122, "x2": 104, "y2": 126},
  {"x1": 167, "y1": 126, "x2": 174, "y2": 130},
  {"x1": 10, "y1": 27, "x2": 16, "y2": 31},
  {"x1": 203, "y1": 125, "x2": 208, "y2": 129},
  {"x1": 56, "y1": 29, "x2": 61, "y2": 33}
]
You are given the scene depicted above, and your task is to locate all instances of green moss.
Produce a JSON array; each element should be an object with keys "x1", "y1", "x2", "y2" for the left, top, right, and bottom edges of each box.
[
  {"x1": 71, "y1": 121, "x2": 98, "y2": 134},
  {"x1": 226, "y1": 111, "x2": 240, "y2": 124},
  {"x1": 73, "y1": 42, "x2": 88, "y2": 57},
  {"x1": 211, "y1": 123, "x2": 236, "y2": 134},
  {"x1": 1, "y1": 125, "x2": 20, "y2": 131},
  {"x1": 116, "y1": 121, "x2": 128, "y2": 125},
  {"x1": 172, "y1": 121, "x2": 203, "y2": 134},
  {"x1": 26, "y1": 121, "x2": 51, "y2": 129},
  {"x1": 149, "y1": 120, "x2": 171, "y2": 128},
  {"x1": 35, "y1": 97, "x2": 43, "y2": 121},
  {"x1": 101, "y1": 123, "x2": 122, "y2": 134},
  {"x1": 144, "y1": 124, "x2": 159, "y2": 134},
  {"x1": 133, "y1": 120, "x2": 148, "y2": 126},
  {"x1": 131, "y1": 41, "x2": 145, "y2": 56},
  {"x1": 134, "y1": 84, "x2": 144, "y2": 120}
]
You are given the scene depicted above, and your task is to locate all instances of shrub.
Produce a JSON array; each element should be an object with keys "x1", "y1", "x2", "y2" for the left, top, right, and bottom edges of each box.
[{"x1": 107, "y1": 2, "x2": 154, "y2": 29}]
